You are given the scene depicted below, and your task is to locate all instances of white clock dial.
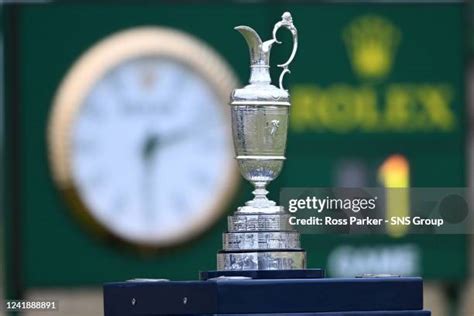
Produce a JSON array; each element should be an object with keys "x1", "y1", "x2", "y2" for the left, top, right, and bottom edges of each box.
[{"x1": 48, "y1": 28, "x2": 238, "y2": 247}]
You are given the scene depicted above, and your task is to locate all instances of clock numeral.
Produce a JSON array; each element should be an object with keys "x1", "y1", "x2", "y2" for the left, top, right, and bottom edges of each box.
[
  {"x1": 82, "y1": 171, "x2": 106, "y2": 190},
  {"x1": 82, "y1": 101, "x2": 105, "y2": 119},
  {"x1": 73, "y1": 139, "x2": 99, "y2": 155},
  {"x1": 121, "y1": 101, "x2": 167, "y2": 116},
  {"x1": 172, "y1": 193, "x2": 190, "y2": 214},
  {"x1": 191, "y1": 170, "x2": 213, "y2": 188}
]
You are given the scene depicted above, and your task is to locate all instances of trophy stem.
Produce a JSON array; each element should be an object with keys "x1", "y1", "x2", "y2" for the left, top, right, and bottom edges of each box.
[
  {"x1": 245, "y1": 181, "x2": 276, "y2": 208},
  {"x1": 253, "y1": 182, "x2": 268, "y2": 199}
]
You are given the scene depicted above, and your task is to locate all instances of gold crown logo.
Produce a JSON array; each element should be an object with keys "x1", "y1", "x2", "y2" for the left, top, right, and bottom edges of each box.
[{"x1": 343, "y1": 15, "x2": 401, "y2": 80}]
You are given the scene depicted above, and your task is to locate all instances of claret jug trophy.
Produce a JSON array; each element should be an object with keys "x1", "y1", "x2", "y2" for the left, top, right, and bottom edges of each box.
[{"x1": 217, "y1": 12, "x2": 306, "y2": 271}]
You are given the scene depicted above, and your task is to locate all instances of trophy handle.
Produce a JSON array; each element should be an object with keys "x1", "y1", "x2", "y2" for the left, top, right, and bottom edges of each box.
[{"x1": 272, "y1": 12, "x2": 298, "y2": 90}]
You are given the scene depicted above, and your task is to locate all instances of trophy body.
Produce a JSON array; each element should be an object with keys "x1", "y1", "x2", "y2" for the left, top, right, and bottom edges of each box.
[
  {"x1": 232, "y1": 105, "x2": 287, "y2": 209},
  {"x1": 217, "y1": 12, "x2": 306, "y2": 271},
  {"x1": 232, "y1": 105, "x2": 287, "y2": 191}
]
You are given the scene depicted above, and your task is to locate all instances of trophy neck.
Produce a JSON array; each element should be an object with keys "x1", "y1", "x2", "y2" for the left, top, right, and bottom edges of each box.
[{"x1": 249, "y1": 65, "x2": 271, "y2": 85}]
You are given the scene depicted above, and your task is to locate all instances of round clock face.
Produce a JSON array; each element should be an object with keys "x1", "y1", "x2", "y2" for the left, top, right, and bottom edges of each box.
[{"x1": 48, "y1": 28, "x2": 239, "y2": 247}]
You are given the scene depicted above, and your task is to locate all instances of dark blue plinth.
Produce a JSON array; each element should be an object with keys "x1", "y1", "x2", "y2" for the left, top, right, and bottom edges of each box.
[{"x1": 103, "y1": 271, "x2": 430, "y2": 315}]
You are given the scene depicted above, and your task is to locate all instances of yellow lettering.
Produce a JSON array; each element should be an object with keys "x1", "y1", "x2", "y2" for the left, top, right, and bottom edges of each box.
[
  {"x1": 321, "y1": 84, "x2": 356, "y2": 133},
  {"x1": 355, "y1": 86, "x2": 379, "y2": 131},
  {"x1": 417, "y1": 85, "x2": 455, "y2": 131},
  {"x1": 290, "y1": 85, "x2": 322, "y2": 132},
  {"x1": 384, "y1": 85, "x2": 416, "y2": 131},
  {"x1": 290, "y1": 83, "x2": 457, "y2": 134}
]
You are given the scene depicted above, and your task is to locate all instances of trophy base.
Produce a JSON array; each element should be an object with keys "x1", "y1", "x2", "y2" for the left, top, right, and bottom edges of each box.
[
  {"x1": 228, "y1": 213, "x2": 292, "y2": 231},
  {"x1": 236, "y1": 205, "x2": 284, "y2": 214},
  {"x1": 219, "y1": 205, "x2": 305, "y2": 271},
  {"x1": 223, "y1": 231, "x2": 300, "y2": 250},
  {"x1": 217, "y1": 249, "x2": 306, "y2": 270}
]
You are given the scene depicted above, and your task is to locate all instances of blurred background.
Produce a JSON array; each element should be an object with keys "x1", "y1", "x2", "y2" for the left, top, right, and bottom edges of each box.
[{"x1": 1, "y1": 1, "x2": 474, "y2": 315}]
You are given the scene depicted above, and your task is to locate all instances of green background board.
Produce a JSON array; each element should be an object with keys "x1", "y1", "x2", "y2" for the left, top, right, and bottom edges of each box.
[{"x1": 2, "y1": 2, "x2": 467, "y2": 290}]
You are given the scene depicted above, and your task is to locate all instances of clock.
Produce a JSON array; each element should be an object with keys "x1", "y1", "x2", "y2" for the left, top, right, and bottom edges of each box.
[{"x1": 48, "y1": 27, "x2": 239, "y2": 248}]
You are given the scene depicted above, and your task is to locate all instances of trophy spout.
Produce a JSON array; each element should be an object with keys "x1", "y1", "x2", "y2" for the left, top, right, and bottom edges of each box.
[
  {"x1": 235, "y1": 26, "x2": 276, "y2": 84},
  {"x1": 235, "y1": 12, "x2": 298, "y2": 89}
]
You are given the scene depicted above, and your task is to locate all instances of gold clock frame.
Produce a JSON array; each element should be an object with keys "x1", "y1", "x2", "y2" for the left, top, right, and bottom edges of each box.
[{"x1": 47, "y1": 27, "x2": 240, "y2": 250}]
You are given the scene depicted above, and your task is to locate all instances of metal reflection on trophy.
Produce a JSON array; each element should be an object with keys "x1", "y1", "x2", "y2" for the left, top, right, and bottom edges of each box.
[{"x1": 217, "y1": 12, "x2": 306, "y2": 271}]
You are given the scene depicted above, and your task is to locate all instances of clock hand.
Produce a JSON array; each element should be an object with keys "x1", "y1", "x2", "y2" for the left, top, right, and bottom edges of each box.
[
  {"x1": 156, "y1": 129, "x2": 190, "y2": 148},
  {"x1": 139, "y1": 123, "x2": 218, "y2": 223},
  {"x1": 142, "y1": 133, "x2": 159, "y2": 162},
  {"x1": 157, "y1": 123, "x2": 220, "y2": 148},
  {"x1": 141, "y1": 133, "x2": 160, "y2": 224}
]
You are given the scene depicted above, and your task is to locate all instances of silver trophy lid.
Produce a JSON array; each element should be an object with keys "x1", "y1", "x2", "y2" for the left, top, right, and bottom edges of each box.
[{"x1": 231, "y1": 12, "x2": 298, "y2": 106}]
